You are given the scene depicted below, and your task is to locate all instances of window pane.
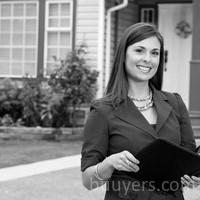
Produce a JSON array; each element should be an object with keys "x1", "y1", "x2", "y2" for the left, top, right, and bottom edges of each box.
[
  {"x1": 46, "y1": 63, "x2": 56, "y2": 75},
  {"x1": 13, "y1": 4, "x2": 24, "y2": 17},
  {"x1": 12, "y1": 63, "x2": 23, "y2": 76},
  {"x1": 26, "y1": 3, "x2": 37, "y2": 17},
  {"x1": 60, "y1": 32, "x2": 70, "y2": 46},
  {"x1": 49, "y1": 4, "x2": 58, "y2": 16},
  {"x1": 25, "y1": 34, "x2": 36, "y2": 45},
  {"x1": 13, "y1": 34, "x2": 23, "y2": 45},
  {"x1": 61, "y1": 3, "x2": 70, "y2": 16},
  {"x1": 13, "y1": 19, "x2": 23, "y2": 33},
  {"x1": 0, "y1": 2, "x2": 38, "y2": 77},
  {"x1": 0, "y1": 48, "x2": 10, "y2": 60},
  {"x1": 45, "y1": 1, "x2": 72, "y2": 77},
  {"x1": 25, "y1": 19, "x2": 37, "y2": 32},
  {"x1": 1, "y1": 4, "x2": 11, "y2": 17},
  {"x1": 12, "y1": 48, "x2": 23, "y2": 61},
  {"x1": 47, "y1": 48, "x2": 57, "y2": 61},
  {"x1": 1, "y1": 19, "x2": 11, "y2": 32},
  {"x1": 61, "y1": 18, "x2": 70, "y2": 27},
  {"x1": 0, "y1": 34, "x2": 10, "y2": 45},
  {"x1": 25, "y1": 48, "x2": 36, "y2": 61},
  {"x1": 0, "y1": 62, "x2": 9, "y2": 74},
  {"x1": 48, "y1": 32, "x2": 58, "y2": 45},
  {"x1": 49, "y1": 18, "x2": 59, "y2": 27},
  {"x1": 24, "y1": 63, "x2": 36, "y2": 76},
  {"x1": 60, "y1": 48, "x2": 68, "y2": 59}
]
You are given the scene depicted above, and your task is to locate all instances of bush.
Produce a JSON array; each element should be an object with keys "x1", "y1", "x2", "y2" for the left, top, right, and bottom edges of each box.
[
  {"x1": 0, "y1": 79, "x2": 23, "y2": 123},
  {"x1": 19, "y1": 76, "x2": 47, "y2": 127},
  {"x1": 48, "y1": 44, "x2": 98, "y2": 127},
  {"x1": 0, "y1": 44, "x2": 98, "y2": 127}
]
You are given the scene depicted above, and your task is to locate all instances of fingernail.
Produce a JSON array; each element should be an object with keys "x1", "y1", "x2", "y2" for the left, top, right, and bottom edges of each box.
[{"x1": 135, "y1": 158, "x2": 140, "y2": 164}]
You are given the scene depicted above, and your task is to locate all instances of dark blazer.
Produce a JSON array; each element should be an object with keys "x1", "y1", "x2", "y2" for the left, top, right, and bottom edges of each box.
[{"x1": 81, "y1": 87, "x2": 196, "y2": 200}]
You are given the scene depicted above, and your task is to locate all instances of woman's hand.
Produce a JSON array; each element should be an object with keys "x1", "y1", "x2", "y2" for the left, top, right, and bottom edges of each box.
[
  {"x1": 108, "y1": 150, "x2": 140, "y2": 172},
  {"x1": 181, "y1": 175, "x2": 200, "y2": 188}
]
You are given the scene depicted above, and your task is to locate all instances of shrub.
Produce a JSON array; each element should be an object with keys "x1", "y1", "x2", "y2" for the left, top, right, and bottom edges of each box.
[
  {"x1": 0, "y1": 44, "x2": 98, "y2": 128},
  {"x1": 0, "y1": 78, "x2": 23, "y2": 123},
  {"x1": 48, "y1": 44, "x2": 98, "y2": 127},
  {"x1": 18, "y1": 76, "x2": 47, "y2": 127}
]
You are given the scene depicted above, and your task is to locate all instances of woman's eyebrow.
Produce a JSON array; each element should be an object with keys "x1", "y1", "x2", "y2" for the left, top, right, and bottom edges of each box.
[
  {"x1": 135, "y1": 46, "x2": 160, "y2": 51},
  {"x1": 135, "y1": 46, "x2": 145, "y2": 49}
]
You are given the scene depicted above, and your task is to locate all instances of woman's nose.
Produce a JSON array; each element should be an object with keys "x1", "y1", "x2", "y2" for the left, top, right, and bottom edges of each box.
[{"x1": 143, "y1": 52, "x2": 151, "y2": 62}]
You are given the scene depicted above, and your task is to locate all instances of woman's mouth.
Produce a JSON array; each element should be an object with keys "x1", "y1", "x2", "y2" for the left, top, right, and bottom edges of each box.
[{"x1": 136, "y1": 65, "x2": 152, "y2": 73}]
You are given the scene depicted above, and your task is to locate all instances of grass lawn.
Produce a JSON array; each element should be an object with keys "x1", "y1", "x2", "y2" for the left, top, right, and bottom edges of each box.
[
  {"x1": 0, "y1": 138, "x2": 83, "y2": 169},
  {"x1": 0, "y1": 137, "x2": 199, "y2": 170}
]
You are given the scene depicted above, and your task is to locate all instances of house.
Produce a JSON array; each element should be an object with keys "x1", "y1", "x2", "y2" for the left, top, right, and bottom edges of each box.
[{"x1": 0, "y1": 0, "x2": 199, "y2": 134}]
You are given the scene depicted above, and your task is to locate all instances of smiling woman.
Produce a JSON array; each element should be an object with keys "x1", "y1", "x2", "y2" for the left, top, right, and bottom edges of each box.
[
  {"x1": 125, "y1": 36, "x2": 160, "y2": 81},
  {"x1": 81, "y1": 22, "x2": 200, "y2": 200},
  {"x1": 125, "y1": 36, "x2": 160, "y2": 120}
]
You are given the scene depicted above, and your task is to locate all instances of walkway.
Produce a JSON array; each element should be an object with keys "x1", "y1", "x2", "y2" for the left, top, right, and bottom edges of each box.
[
  {"x1": 0, "y1": 140, "x2": 200, "y2": 200},
  {"x1": 0, "y1": 154, "x2": 81, "y2": 182}
]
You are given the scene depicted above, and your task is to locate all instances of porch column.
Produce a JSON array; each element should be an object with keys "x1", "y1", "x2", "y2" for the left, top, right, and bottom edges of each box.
[{"x1": 189, "y1": 0, "x2": 200, "y2": 113}]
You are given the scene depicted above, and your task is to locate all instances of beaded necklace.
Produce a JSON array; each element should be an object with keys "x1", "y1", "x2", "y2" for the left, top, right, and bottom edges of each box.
[{"x1": 128, "y1": 89, "x2": 153, "y2": 111}]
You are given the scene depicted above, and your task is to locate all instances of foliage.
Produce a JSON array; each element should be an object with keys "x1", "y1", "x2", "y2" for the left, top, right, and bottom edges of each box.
[
  {"x1": 0, "y1": 44, "x2": 98, "y2": 128},
  {"x1": 18, "y1": 76, "x2": 47, "y2": 127},
  {"x1": 48, "y1": 44, "x2": 98, "y2": 127},
  {"x1": 39, "y1": 86, "x2": 70, "y2": 128},
  {"x1": 0, "y1": 78, "x2": 23, "y2": 123}
]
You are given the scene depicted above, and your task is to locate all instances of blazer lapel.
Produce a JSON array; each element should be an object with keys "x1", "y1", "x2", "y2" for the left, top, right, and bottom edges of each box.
[
  {"x1": 113, "y1": 87, "x2": 173, "y2": 138},
  {"x1": 113, "y1": 97, "x2": 158, "y2": 139},
  {"x1": 152, "y1": 88, "x2": 173, "y2": 133}
]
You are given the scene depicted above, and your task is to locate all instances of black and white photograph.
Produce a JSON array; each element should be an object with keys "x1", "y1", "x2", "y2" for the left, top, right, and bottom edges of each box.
[{"x1": 0, "y1": 0, "x2": 200, "y2": 199}]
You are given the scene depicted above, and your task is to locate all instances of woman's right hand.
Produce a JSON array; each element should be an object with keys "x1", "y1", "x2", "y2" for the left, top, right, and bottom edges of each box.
[{"x1": 108, "y1": 150, "x2": 140, "y2": 173}]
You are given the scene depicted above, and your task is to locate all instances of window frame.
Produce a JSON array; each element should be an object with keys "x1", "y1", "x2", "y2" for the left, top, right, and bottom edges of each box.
[
  {"x1": 140, "y1": 5, "x2": 158, "y2": 26},
  {"x1": 0, "y1": 1, "x2": 39, "y2": 78},
  {"x1": 43, "y1": 0, "x2": 73, "y2": 77}
]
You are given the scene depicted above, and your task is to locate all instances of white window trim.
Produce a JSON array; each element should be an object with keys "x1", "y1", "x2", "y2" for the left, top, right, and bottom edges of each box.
[
  {"x1": 0, "y1": 1, "x2": 39, "y2": 78},
  {"x1": 43, "y1": 0, "x2": 73, "y2": 77}
]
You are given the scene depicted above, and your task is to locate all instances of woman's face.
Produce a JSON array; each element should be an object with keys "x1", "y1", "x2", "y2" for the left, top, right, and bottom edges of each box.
[{"x1": 125, "y1": 36, "x2": 161, "y2": 84}]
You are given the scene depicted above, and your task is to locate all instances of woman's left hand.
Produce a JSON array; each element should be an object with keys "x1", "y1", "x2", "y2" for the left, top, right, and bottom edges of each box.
[{"x1": 181, "y1": 175, "x2": 200, "y2": 188}]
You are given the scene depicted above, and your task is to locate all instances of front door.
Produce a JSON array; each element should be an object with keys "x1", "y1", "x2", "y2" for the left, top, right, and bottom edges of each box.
[{"x1": 158, "y1": 3, "x2": 192, "y2": 107}]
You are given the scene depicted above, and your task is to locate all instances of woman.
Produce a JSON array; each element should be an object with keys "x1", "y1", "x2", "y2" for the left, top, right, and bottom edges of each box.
[{"x1": 81, "y1": 22, "x2": 200, "y2": 199}]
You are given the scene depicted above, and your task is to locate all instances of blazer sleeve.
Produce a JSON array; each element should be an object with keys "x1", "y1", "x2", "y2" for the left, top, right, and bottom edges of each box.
[
  {"x1": 81, "y1": 103, "x2": 109, "y2": 172},
  {"x1": 175, "y1": 93, "x2": 196, "y2": 151}
]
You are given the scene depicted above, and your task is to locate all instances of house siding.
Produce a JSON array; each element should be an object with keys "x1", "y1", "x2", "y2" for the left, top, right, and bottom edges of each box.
[
  {"x1": 76, "y1": 0, "x2": 99, "y2": 69},
  {"x1": 117, "y1": 2, "x2": 139, "y2": 45}
]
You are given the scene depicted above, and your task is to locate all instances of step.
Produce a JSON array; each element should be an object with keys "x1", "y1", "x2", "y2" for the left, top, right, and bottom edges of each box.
[
  {"x1": 190, "y1": 113, "x2": 200, "y2": 126},
  {"x1": 192, "y1": 126, "x2": 200, "y2": 139}
]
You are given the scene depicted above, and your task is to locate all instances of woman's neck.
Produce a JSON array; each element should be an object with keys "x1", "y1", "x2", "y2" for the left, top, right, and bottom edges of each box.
[{"x1": 128, "y1": 81, "x2": 150, "y2": 99}]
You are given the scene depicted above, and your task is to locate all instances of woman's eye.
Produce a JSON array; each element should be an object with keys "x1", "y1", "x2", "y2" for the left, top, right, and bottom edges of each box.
[
  {"x1": 135, "y1": 49, "x2": 144, "y2": 53},
  {"x1": 152, "y1": 51, "x2": 159, "y2": 56}
]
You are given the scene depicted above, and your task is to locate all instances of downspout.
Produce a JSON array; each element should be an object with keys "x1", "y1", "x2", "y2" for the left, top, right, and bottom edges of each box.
[{"x1": 105, "y1": 0, "x2": 129, "y2": 89}]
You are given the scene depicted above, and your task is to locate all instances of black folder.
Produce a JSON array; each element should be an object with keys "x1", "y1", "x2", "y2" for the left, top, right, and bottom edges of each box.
[{"x1": 128, "y1": 139, "x2": 200, "y2": 191}]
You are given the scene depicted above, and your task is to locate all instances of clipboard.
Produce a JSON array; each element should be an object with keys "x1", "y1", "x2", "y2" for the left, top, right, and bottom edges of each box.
[{"x1": 128, "y1": 139, "x2": 200, "y2": 191}]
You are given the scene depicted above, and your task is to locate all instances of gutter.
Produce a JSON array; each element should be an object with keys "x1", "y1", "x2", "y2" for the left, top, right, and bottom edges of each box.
[{"x1": 105, "y1": 0, "x2": 129, "y2": 89}]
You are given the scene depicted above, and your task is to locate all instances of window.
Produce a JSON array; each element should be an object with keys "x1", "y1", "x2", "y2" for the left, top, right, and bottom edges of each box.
[
  {"x1": 0, "y1": 1, "x2": 39, "y2": 77},
  {"x1": 44, "y1": 0, "x2": 73, "y2": 76},
  {"x1": 141, "y1": 8, "x2": 156, "y2": 24}
]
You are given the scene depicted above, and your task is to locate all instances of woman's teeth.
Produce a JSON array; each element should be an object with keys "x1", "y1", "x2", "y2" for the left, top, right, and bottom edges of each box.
[{"x1": 137, "y1": 65, "x2": 151, "y2": 73}]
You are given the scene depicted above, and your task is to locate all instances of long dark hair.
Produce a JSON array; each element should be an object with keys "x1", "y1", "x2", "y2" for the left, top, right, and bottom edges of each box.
[{"x1": 105, "y1": 22, "x2": 164, "y2": 105}]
